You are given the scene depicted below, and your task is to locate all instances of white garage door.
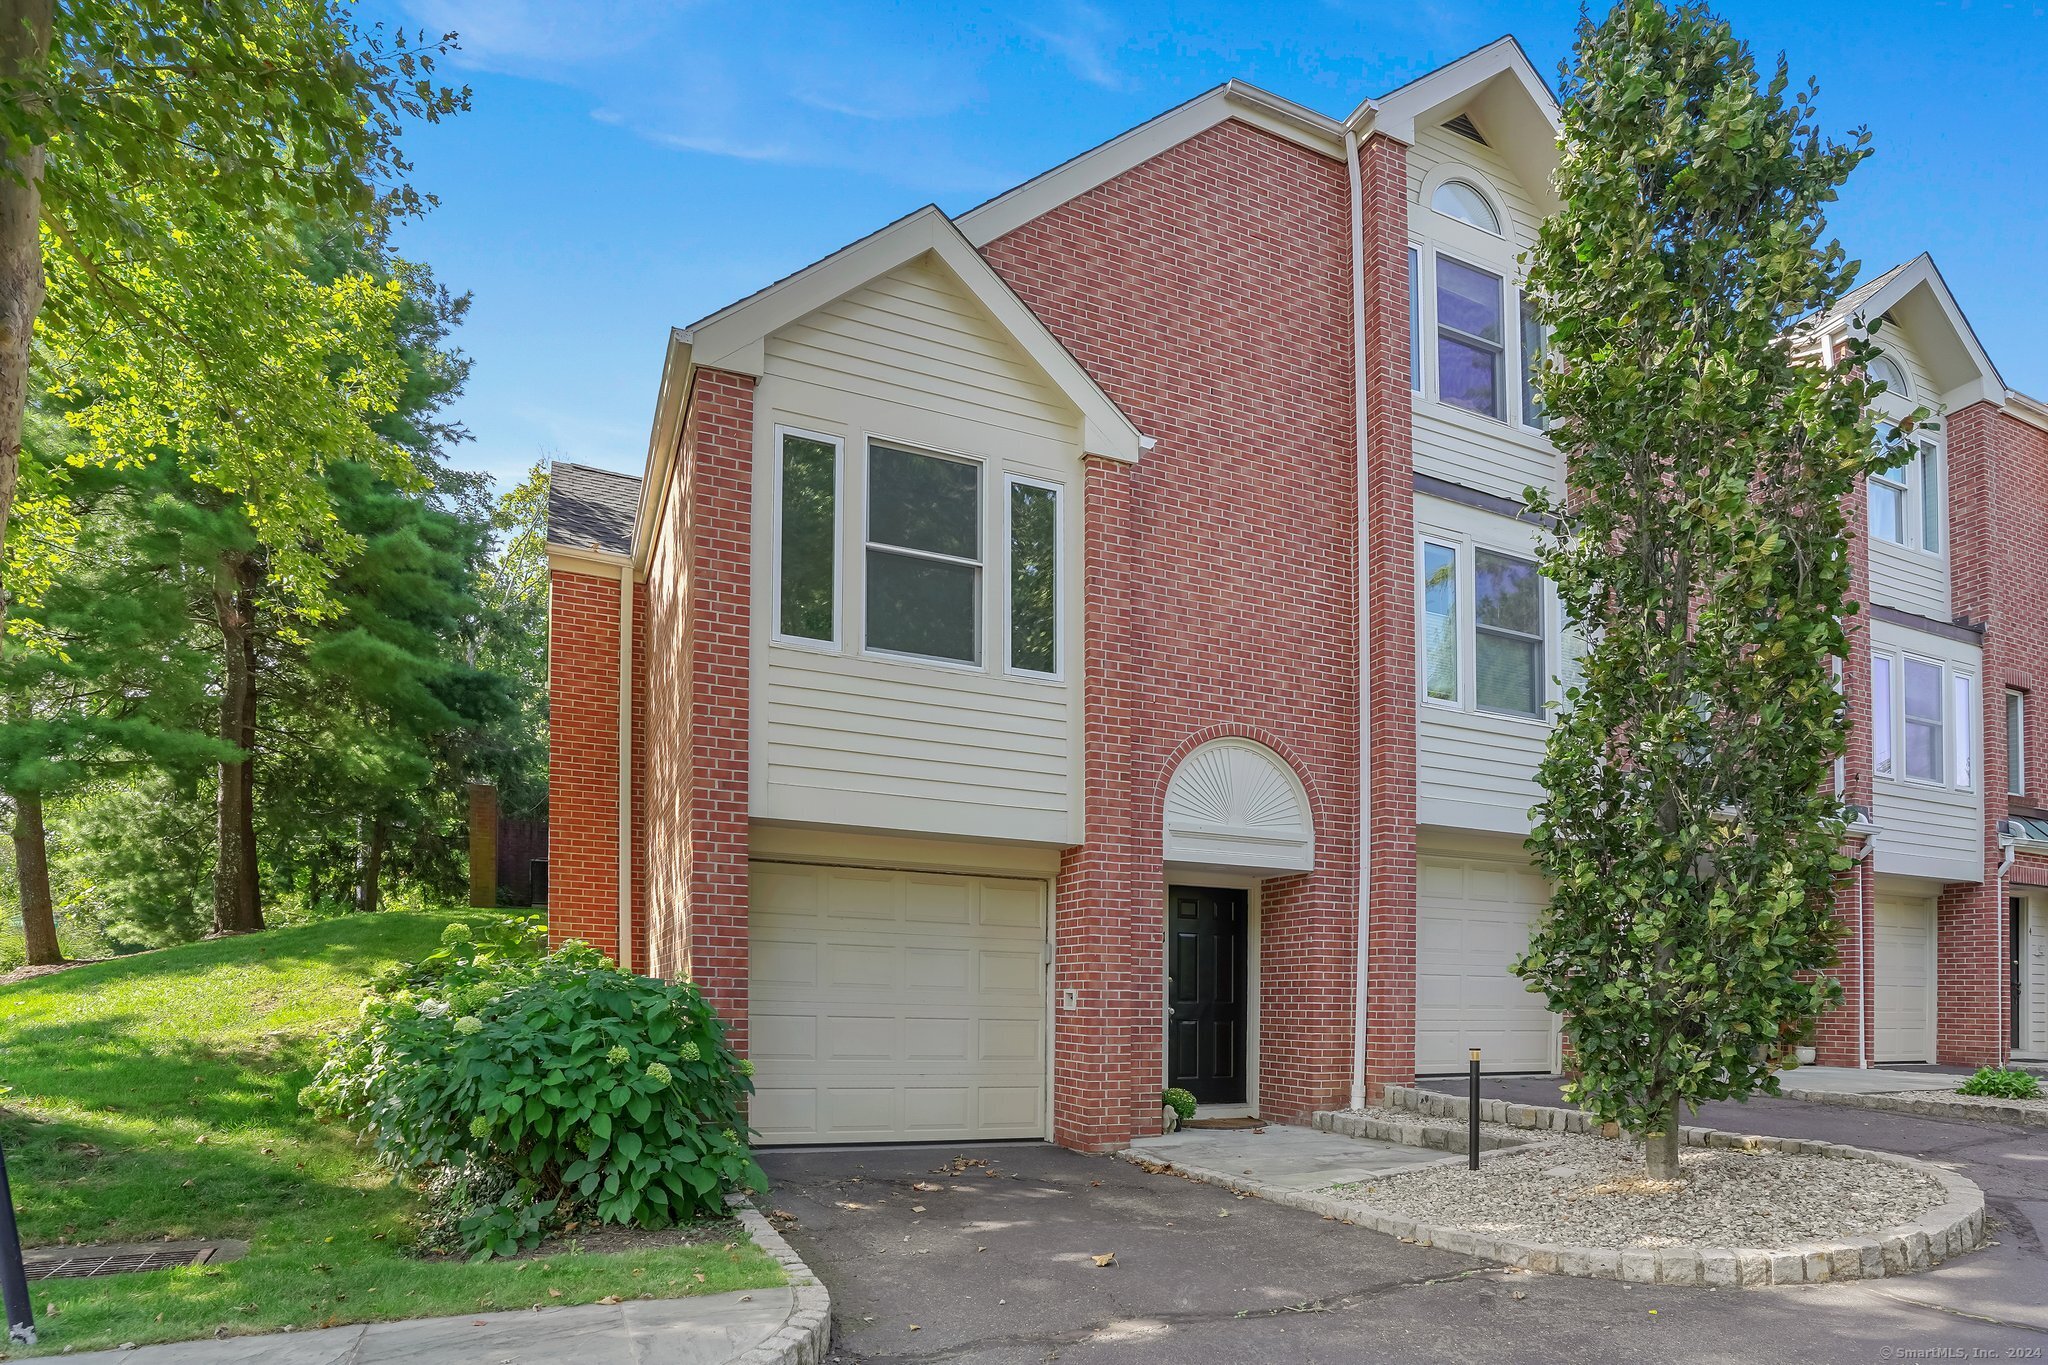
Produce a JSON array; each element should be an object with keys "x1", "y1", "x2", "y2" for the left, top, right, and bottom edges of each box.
[
  {"x1": 1417, "y1": 854, "x2": 1554, "y2": 1073},
  {"x1": 1875, "y1": 897, "x2": 1936, "y2": 1063},
  {"x1": 748, "y1": 862, "x2": 1047, "y2": 1144}
]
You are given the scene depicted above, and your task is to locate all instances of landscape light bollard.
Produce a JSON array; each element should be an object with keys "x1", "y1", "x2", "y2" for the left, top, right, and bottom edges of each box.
[
  {"x1": 1467, "y1": 1047, "x2": 1481, "y2": 1171},
  {"x1": 0, "y1": 1140, "x2": 34, "y2": 1345}
]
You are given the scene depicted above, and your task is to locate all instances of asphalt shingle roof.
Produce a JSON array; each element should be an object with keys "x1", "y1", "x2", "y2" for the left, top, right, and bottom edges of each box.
[{"x1": 547, "y1": 461, "x2": 643, "y2": 556}]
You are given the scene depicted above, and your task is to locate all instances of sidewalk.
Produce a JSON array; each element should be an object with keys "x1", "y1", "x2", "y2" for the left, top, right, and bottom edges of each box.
[
  {"x1": 1775, "y1": 1065, "x2": 1965, "y2": 1096},
  {"x1": 57, "y1": 1289, "x2": 799, "y2": 1365}
]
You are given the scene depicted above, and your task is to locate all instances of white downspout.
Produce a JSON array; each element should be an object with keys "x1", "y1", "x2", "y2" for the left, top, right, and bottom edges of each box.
[
  {"x1": 1996, "y1": 826, "x2": 2016, "y2": 1063},
  {"x1": 1346, "y1": 126, "x2": 1374, "y2": 1111},
  {"x1": 1851, "y1": 829, "x2": 1877, "y2": 1069},
  {"x1": 617, "y1": 571, "x2": 636, "y2": 975}
]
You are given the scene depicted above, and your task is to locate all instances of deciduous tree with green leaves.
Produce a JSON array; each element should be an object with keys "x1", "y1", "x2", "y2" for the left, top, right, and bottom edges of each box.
[
  {"x1": 0, "y1": 0, "x2": 466, "y2": 631},
  {"x1": 1512, "y1": 0, "x2": 1914, "y2": 1180}
]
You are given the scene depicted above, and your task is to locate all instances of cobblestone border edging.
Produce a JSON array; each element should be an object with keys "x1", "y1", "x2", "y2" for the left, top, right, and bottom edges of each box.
[
  {"x1": 730, "y1": 1197, "x2": 832, "y2": 1365},
  {"x1": 1123, "y1": 1091, "x2": 1984, "y2": 1288},
  {"x1": 1777, "y1": 1085, "x2": 2048, "y2": 1128},
  {"x1": 1314, "y1": 1108, "x2": 1532, "y2": 1153}
]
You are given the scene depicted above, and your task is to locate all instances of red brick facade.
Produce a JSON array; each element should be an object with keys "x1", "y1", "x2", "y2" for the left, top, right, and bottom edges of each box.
[
  {"x1": 547, "y1": 98, "x2": 2037, "y2": 1152},
  {"x1": 980, "y1": 117, "x2": 1363, "y2": 1145}
]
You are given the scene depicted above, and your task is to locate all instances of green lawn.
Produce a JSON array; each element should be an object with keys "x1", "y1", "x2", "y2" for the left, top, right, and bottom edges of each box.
[{"x1": 0, "y1": 912, "x2": 783, "y2": 1356}]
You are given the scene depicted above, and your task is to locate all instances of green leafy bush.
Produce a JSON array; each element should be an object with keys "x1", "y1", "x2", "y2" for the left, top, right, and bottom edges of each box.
[
  {"x1": 304, "y1": 923, "x2": 765, "y2": 1258},
  {"x1": 1162, "y1": 1087, "x2": 1197, "y2": 1121},
  {"x1": 1957, "y1": 1067, "x2": 2043, "y2": 1100}
]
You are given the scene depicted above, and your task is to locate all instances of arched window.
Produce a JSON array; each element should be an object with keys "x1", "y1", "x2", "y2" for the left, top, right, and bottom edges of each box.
[
  {"x1": 1432, "y1": 179, "x2": 1502, "y2": 235},
  {"x1": 1866, "y1": 352, "x2": 1908, "y2": 397}
]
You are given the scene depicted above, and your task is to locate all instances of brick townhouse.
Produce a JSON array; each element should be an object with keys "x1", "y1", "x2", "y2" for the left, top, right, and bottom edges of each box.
[{"x1": 543, "y1": 37, "x2": 2048, "y2": 1152}]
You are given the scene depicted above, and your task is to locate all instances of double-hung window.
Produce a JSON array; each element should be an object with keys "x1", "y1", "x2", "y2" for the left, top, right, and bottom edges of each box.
[
  {"x1": 1475, "y1": 549, "x2": 1544, "y2": 717},
  {"x1": 1436, "y1": 256, "x2": 1506, "y2": 420},
  {"x1": 1868, "y1": 424, "x2": 1944, "y2": 554},
  {"x1": 1902, "y1": 657, "x2": 1944, "y2": 783},
  {"x1": 2009, "y1": 690, "x2": 2027, "y2": 798},
  {"x1": 1873, "y1": 650, "x2": 1975, "y2": 791},
  {"x1": 774, "y1": 429, "x2": 841, "y2": 645},
  {"x1": 1419, "y1": 538, "x2": 1547, "y2": 719},
  {"x1": 864, "y1": 443, "x2": 982, "y2": 665}
]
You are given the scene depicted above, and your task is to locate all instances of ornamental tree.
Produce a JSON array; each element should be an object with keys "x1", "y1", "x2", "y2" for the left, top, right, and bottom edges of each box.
[{"x1": 1512, "y1": 0, "x2": 1914, "y2": 1180}]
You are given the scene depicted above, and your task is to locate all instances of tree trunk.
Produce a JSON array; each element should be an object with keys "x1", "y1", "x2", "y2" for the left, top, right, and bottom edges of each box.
[
  {"x1": 8, "y1": 788, "x2": 60, "y2": 966},
  {"x1": 355, "y1": 815, "x2": 385, "y2": 913},
  {"x1": 0, "y1": 0, "x2": 53, "y2": 621},
  {"x1": 211, "y1": 549, "x2": 264, "y2": 934},
  {"x1": 1644, "y1": 1098, "x2": 1683, "y2": 1181}
]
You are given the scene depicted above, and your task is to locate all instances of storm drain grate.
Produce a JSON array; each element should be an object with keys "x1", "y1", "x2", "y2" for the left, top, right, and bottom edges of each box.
[{"x1": 24, "y1": 1246, "x2": 215, "y2": 1280}]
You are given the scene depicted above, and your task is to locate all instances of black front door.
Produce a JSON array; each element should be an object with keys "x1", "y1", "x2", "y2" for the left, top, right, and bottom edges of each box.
[{"x1": 1167, "y1": 885, "x2": 1248, "y2": 1105}]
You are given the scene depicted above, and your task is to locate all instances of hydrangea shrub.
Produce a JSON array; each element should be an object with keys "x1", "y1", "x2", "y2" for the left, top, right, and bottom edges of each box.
[{"x1": 304, "y1": 922, "x2": 764, "y2": 1256}]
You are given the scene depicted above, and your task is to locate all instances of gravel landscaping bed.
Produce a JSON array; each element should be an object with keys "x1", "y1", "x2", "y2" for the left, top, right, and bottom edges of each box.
[{"x1": 1328, "y1": 1125, "x2": 1948, "y2": 1251}]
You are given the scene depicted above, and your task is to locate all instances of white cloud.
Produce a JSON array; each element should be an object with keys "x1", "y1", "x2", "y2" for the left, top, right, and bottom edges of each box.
[
  {"x1": 401, "y1": 0, "x2": 687, "y2": 69},
  {"x1": 1027, "y1": 1, "x2": 1126, "y2": 90}
]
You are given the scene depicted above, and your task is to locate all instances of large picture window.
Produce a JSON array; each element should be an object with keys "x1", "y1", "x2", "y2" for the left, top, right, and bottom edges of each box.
[
  {"x1": 774, "y1": 429, "x2": 839, "y2": 644},
  {"x1": 865, "y1": 443, "x2": 982, "y2": 665},
  {"x1": 1436, "y1": 256, "x2": 1505, "y2": 419},
  {"x1": 1874, "y1": 649, "x2": 1975, "y2": 791}
]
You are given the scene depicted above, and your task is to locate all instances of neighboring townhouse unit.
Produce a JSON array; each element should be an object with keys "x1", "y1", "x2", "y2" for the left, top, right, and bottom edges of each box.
[{"x1": 545, "y1": 36, "x2": 2048, "y2": 1154}]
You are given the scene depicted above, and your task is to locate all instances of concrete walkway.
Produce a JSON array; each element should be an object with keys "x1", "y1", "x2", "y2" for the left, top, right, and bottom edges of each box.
[
  {"x1": 1127, "y1": 1123, "x2": 1450, "y2": 1190},
  {"x1": 56, "y1": 1287, "x2": 799, "y2": 1365},
  {"x1": 1776, "y1": 1065, "x2": 1968, "y2": 1095}
]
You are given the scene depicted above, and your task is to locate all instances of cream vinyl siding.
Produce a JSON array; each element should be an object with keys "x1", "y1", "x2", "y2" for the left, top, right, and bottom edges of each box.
[
  {"x1": 750, "y1": 253, "x2": 1085, "y2": 845},
  {"x1": 1415, "y1": 492, "x2": 1550, "y2": 836},
  {"x1": 1869, "y1": 618, "x2": 1983, "y2": 884},
  {"x1": 1407, "y1": 121, "x2": 1561, "y2": 503},
  {"x1": 1865, "y1": 328, "x2": 1949, "y2": 620}
]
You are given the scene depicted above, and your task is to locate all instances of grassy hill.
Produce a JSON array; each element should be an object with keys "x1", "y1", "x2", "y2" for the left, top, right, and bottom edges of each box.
[{"x1": 0, "y1": 912, "x2": 780, "y2": 1356}]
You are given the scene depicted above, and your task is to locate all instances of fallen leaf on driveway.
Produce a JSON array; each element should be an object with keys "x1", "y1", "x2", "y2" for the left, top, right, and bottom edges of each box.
[
  {"x1": 1091, "y1": 1252, "x2": 1117, "y2": 1268},
  {"x1": 913, "y1": 1181, "x2": 942, "y2": 1192},
  {"x1": 911, "y1": 1205, "x2": 926, "y2": 1213},
  {"x1": 836, "y1": 1201, "x2": 867, "y2": 1211},
  {"x1": 1217, "y1": 1211, "x2": 1230, "y2": 1218},
  {"x1": 909, "y1": 1324, "x2": 921, "y2": 1332}
]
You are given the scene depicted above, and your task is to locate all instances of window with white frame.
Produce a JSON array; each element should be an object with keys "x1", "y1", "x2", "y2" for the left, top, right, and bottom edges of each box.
[
  {"x1": 1872, "y1": 655, "x2": 1894, "y2": 778},
  {"x1": 1867, "y1": 423, "x2": 1944, "y2": 554},
  {"x1": 865, "y1": 442, "x2": 982, "y2": 665},
  {"x1": 774, "y1": 429, "x2": 840, "y2": 644},
  {"x1": 1006, "y1": 476, "x2": 1060, "y2": 676},
  {"x1": 1475, "y1": 549, "x2": 1544, "y2": 717},
  {"x1": 2009, "y1": 690, "x2": 2027, "y2": 797},
  {"x1": 1408, "y1": 246, "x2": 1421, "y2": 393},
  {"x1": 1422, "y1": 541, "x2": 1458, "y2": 702},
  {"x1": 1872, "y1": 649, "x2": 1975, "y2": 791},
  {"x1": 1866, "y1": 352, "x2": 1908, "y2": 398},
  {"x1": 1418, "y1": 537, "x2": 1548, "y2": 720},
  {"x1": 1432, "y1": 179, "x2": 1501, "y2": 235},
  {"x1": 1436, "y1": 256, "x2": 1506, "y2": 420},
  {"x1": 1519, "y1": 289, "x2": 1548, "y2": 431}
]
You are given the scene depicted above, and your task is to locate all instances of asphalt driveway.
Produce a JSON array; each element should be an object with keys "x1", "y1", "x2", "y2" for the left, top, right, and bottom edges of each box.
[{"x1": 760, "y1": 1098, "x2": 2046, "y2": 1363}]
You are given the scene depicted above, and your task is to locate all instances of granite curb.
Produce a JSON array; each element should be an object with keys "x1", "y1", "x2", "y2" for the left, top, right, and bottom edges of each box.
[
  {"x1": 1776, "y1": 1085, "x2": 2048, "y2": 1128},
  {"x1": 729, "y1": 1197, "x2": 833, "y2": 1365},
  {"x1": 1124, "y1": 1089, "x2": 1985, "y2": 1289}
]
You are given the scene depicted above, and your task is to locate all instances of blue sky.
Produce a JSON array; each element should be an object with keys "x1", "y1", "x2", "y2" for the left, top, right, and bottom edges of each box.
[{"x1": 364, "y1": 0, "x2": 2048, "y2": 490}]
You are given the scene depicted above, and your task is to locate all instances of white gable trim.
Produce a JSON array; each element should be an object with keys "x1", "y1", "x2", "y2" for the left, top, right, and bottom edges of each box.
[
  {"x1": 1359, "y1": 36, "x2": 1562, "y2": 215},
  {"x1": 957, "y1": 81, "x2": 1346, "y2": 247},
  {"x1": 1822, "y1": 254, "x2": 2007, "y2": 411},
  {"x1": 682, "y1": 205, "x2": 1145, "y2": 466}
]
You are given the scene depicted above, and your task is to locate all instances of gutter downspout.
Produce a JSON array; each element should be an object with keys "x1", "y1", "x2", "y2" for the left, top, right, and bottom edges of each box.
[
  {"x1": 1996, "y1": 825, "x2": 2017, "y2": 1063},
  {"x1": 1850, "y1": 829, "x2": 1878, "y2": 1069},
  {"x1": 1346, "y1": 126, "x2": 1374, "y2": 1111},
  {"x1": 617, "y1": 571, "x2": 635, "y2": 975}
]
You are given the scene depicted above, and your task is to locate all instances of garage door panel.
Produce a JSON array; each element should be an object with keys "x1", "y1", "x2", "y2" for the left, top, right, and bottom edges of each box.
[
  {"x1": 1875, "y1": 897, "x2": 1934, "y2": 1063},
  {"x1": 750, "y1": 862, "x2": 1048, "y2": 1144},
  {"x1": 1418, "y1": 854, "x2": 1553, "y2": 1074}
]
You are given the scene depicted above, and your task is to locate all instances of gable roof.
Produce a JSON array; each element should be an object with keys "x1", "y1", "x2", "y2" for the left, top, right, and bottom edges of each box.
[
  {"x1": 1361, "y1": 36, "x2": 1562, "y2": 214},
  {"x1": 1810, "y1": 253, "x2": 2006, "y2": 410},
  {"x1": 548, "y1": 461, "x2": 642, "y2": 557}
]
